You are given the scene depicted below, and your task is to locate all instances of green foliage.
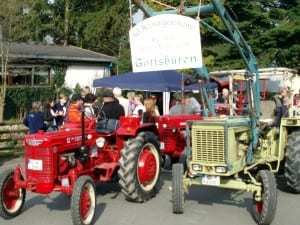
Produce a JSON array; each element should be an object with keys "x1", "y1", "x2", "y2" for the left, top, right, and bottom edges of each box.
[
  {"x1": 5, "y1": 86, "x2": 53, "y2": 120},
  {"x1": 3, "y1": 0, "x2": 300, "y2": 75},
  {"x1": 73, "y1": 83, "x2": 83, "y2": 95}
]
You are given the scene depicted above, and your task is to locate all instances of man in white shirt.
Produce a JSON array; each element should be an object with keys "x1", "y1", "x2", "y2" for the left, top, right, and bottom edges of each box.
[
  {"x1": 184, "y1": 91, "x2": 201, "y2": 114},
  {"x1": 113, "y1": 87, "x2": 130, "y2": 116}
]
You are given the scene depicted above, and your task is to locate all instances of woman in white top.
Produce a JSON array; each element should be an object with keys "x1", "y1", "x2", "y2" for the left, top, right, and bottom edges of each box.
[{"x1": 132, "y1": 94, "x2": 144, "y2": 115}]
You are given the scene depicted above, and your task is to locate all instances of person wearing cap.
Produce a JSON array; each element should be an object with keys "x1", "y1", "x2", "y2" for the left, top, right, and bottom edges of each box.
[
  {"x1": 98, "y1": 89, "x2": 125, "y2": 121},
  {"x1": 113, "y1": 87, "x2": 129, "y2": 116},
  {"x1": 65, "y1": 93, "x2": 87, "y2": 123}
]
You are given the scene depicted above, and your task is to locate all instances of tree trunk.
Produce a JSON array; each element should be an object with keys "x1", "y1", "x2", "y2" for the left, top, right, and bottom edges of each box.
[
  {"x1": 0, "y1": 23, "x2": 8, "y2": 122},
  {"x1": 64, "y1": 0, "x2": 70, "y2": 46}
]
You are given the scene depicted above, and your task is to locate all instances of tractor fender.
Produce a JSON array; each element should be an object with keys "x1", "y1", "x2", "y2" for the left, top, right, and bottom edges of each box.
[{"x1": 117, "y1": 123, "x2": 159, "y2": 137}]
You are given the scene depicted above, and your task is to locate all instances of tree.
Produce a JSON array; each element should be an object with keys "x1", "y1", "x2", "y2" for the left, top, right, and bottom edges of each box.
[
  {"x1": 0, "y1": 0, "x2": 39, "y2": 122},
  {"x1": 223, "y1": 0, "x2": 300, "y2": 70},
  {"x1": 137, "y1": 0, "x2": 300, "y2": 71}
]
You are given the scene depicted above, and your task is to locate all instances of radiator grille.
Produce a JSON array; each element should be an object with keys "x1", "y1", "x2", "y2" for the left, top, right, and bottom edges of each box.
[
  {"x1": 25, "y1": 147, "x2": 55, "y2": 181},
  {"x1": 192, "y1": 127, "x2": 226, "y2": 164}
]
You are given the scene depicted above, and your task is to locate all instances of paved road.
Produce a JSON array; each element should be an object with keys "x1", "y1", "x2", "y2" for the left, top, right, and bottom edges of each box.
[{"x1": 0, "y1": 158, "x2": 299, "y2": 225}]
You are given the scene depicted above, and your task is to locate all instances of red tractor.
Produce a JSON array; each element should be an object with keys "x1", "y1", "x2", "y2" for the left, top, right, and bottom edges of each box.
[{"x1": 0, "y1": 112, "x2": 201, "y2": 225}]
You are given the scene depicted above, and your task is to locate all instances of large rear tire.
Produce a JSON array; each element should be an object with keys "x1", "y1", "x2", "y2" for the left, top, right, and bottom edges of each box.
[
  {"x1": 118, "y1": 131, "x2": 161, "y2": 202},
  {"x1": 252, "y1": 170, "x2": 277, "y2": 225},
  {"x1": 284, "y1": 131, "x2": 300, "y2": 193},
  {"x1": 172, "y1": 163, "x2": 184, "y2": 214},
  {"x1": 0, "y1": 169, "x2": 26, "y2": 219},
  {"x1": 71, "y1": 176, "x2": 96, "y2": 225}
]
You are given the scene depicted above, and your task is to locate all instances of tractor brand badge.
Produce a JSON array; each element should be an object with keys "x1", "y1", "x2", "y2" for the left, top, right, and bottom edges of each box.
[{"x1": 74, "y1": 136, "x2": 82, "y2": 142}]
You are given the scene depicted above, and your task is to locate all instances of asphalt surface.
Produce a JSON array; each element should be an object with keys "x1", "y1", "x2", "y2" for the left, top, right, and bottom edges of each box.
[{"x1": 0, "y1": 157, "x2": 299, "y2": 225}]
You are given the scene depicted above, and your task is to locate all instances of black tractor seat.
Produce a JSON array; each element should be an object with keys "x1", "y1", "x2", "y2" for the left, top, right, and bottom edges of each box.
[{"x1": 96, "y1": 119, "x2": 120, "y2": 134}]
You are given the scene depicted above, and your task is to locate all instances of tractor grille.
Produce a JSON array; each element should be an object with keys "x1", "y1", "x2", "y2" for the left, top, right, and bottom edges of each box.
[
  {"x1": 162, "y1": 129, "x2": 173, "y2": 146},
  {"x1": 25, "y1": 146, "x2": 56, "y2": 182},
  {"x1": 192, "y1": 126, "x2": 226, "y2": 164}
]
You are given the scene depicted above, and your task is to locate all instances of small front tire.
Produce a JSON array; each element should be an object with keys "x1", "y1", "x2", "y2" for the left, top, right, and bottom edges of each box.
[
  {"x1": 0, "y1": 169, "x2": 26, "y2": 219},
  {"x1": 172, "y1": 163, "x2": 184, "y2": 214},
  {"x1": 71, "y1": 176, "x2": 96, "y2": 225},
  {"x1": 252, "y1": 170, "x2": 277, "y2": 225}
]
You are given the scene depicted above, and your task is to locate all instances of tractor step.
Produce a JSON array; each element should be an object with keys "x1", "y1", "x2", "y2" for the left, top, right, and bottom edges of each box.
[{"x1": 95, "y1": 163, "x2": 119, "y2": 182}]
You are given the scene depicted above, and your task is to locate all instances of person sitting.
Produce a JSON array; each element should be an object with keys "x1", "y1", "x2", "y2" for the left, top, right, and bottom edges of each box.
[
  {"x1": 142, "y1": 98, "x2": 156, "y2": 123},
  {"x1": 217, "y1": 88, "x2": 230, "y2": 103},
  {"x1": 169, "y1": 93, "x2": 196, "y2": 115}
]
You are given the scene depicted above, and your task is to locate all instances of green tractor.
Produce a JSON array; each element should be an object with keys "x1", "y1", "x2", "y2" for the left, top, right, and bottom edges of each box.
[
  {"x1": 132, "y1": 0, "x2": 300, "y2": 224},
  {"x1": 173, "y1": 68, "x2": 300, "y2": 224}
]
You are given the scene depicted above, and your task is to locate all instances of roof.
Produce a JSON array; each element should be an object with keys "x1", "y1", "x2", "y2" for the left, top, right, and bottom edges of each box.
[
  {"x1": 7, "y1": 42, "x2": 114, "y2": 63},
  {"x1": 209, "y1": 67, "x2": 298, "y2": 80}
]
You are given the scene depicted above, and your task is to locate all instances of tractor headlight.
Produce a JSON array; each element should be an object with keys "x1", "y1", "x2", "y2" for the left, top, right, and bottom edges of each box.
[
  {"x1": 215, "y1": 166, "x2": 227, "y2": 173},
  {"x1": 96, "y1": 137, "x2": 106, "y2": 148},
  {"x1": 192, "y1": 164, "x2": 202, "y2": 171},
  {"x1": 162, "y1": 123, "x2": 167, "y2": 128}
]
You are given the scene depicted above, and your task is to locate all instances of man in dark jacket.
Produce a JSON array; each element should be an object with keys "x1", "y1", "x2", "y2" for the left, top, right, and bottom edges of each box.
[
  {"x1": 96, "y1": 89, "x2": 125, "y2": 132},
  {"x1": 98, "y1": 89, "x2": 125, "y2": 120},
  {"x1": 23, "y1": 101, "x2": 47, "y2": 134}
]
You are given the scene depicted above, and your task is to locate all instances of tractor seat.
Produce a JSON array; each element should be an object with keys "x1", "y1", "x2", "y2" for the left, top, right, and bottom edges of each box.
[{"x1": 96, "y1": 119, "x2": 120, "y2": 134}]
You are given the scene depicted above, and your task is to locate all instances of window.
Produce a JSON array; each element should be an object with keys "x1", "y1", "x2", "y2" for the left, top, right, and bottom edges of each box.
[
  {"x1": 4, "y1": 66, "x2": 51, "y2": 86},
  {"x1": 33, "y1": 67, "x2": 50, "y2": 85}
]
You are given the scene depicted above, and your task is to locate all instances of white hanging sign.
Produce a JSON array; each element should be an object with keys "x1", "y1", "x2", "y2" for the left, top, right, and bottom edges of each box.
[{"x1": 129, "y1": 14, "x2": 203, "y2": 72}]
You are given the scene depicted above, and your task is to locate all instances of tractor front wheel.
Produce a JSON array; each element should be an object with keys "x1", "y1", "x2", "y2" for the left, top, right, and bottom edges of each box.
[
  {"x1": 284, "y1": 130, "x2": 300, "y2": 193},
  {"x1": 252, "y1": 170, "x2": 277, "y2": 225},
  {"x1": 118, "y1": 131, "x2": 161, "y2": 202},
  {"x1": 71, "y1": 176, "x2": 96, "y2": 225},
  {"x1": 0, "y1": 169, "x2": 26, "y2": 219},
  {"x1": 172, "y1": 163, "x2": 184, "y2": 214}
]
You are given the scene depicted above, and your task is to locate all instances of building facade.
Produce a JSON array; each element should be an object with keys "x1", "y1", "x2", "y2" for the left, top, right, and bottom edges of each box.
[{"x1": 1, "y1": 42, "x2": 114, "y2": 90}]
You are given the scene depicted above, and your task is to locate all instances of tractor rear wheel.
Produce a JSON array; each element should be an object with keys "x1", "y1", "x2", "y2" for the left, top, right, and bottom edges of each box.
[
  {"x1": 252, "y1": 170, "x2": 277, "y2": 225},
  {"x1": 284, "y1": 130, "x2": 300, "y2": 193},
  {"x1": 71, "y1": 176, "x2": 96, "y2": 225},
  {"x1": 118, "y1": 131, "x2": 161, "y2": 202},
  {"x1": 0, "y1": 169, "x2": 26, "y2": 219},
  {"x1": 172, "y1": 163, "x2": 184, "y2": 214}
]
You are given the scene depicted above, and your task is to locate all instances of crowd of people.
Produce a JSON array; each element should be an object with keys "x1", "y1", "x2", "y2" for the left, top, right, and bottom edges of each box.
[
  {"x1": 23, "y1": 83, "x2": 292, "y2": 134},
  {"x1": 30, "y1": 83, "x2": 289, "y2": 134},
  {"x1": 23, "y1": 86, "x2": 168, "y2": 134}
]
